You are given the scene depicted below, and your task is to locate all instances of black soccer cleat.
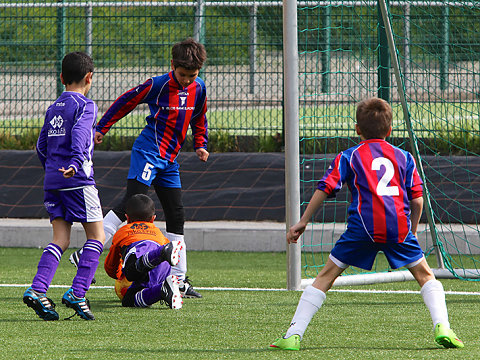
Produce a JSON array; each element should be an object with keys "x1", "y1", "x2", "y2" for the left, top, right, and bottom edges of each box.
[
  {"x1": 179, "y1": 276, "x2": 202, "y2": 298},
  {"x1": 23, "y1": 287, "x2": 59, "y2": 321},
  {"x1": 62, "y1": 288, "x2": 95, "y2": 320}
]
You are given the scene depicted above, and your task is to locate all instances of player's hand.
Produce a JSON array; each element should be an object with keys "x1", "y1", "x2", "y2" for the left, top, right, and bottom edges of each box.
[
  {"x1": 58, "y1": 166, "x2": 76, "y2": 178},
  {"x1": 94, "y1": 131, "x2": 104, "y2": 144},
  {"x1": 287, "y1": 222, "x2": 306, "y2": 244},
  {"x1": 196, "y1": 148, "x2": 209, "y2": 162}
]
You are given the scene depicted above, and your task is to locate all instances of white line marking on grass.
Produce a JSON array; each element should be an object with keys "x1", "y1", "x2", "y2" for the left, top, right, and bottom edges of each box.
[
  {"x1": 3, "y1": 283, "x2": 480, "y2": 295},
  {"x1": 329, "y1": 289, "x2": 480, "y2": 296}
]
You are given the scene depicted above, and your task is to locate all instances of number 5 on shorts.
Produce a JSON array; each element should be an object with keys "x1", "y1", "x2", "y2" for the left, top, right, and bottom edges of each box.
[{"x1": 141, "y1": 163, "x2": 154, "y2": 181}]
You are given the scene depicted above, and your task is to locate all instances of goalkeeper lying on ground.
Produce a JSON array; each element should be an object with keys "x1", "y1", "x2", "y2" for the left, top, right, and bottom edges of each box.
[{"x1": 104, "y1": 194, "x2": 183, "y2": 310}]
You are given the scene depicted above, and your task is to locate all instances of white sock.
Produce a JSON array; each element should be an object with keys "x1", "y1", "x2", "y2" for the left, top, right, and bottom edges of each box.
[
  {"x1": 285, "y1": 285, "x2": 326, "y2": 340},
  {"x1": 166, "y1": 232, "x2": 186, "y2": 282},
  {"x1": 103, "y1": 210, "x2": 123, "y2": 247},
  {"x1": 421, "y1": 279, "x2": 450, "y2": 329}
]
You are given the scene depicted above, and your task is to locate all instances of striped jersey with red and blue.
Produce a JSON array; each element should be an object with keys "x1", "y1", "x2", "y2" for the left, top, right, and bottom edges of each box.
[
  {"x1": 96, "y1": 71, "x2": 207, "y2": 162},
  {"x1": 317, "y1": 139, "x2": 423, "y2": 243}
]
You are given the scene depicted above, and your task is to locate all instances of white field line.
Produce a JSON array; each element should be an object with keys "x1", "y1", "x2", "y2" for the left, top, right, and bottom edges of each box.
[{"x1": 3, "y1": 283, "x2": 480, "y2": 296}]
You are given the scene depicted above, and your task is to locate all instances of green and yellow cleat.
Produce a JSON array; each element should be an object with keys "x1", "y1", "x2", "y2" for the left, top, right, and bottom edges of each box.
[
  {"x1": 269, "y1": 334, "x2": 301, "y2": 351},
  {"x1": 434, "y1": 323, "x2": 464, "y2": 348}
]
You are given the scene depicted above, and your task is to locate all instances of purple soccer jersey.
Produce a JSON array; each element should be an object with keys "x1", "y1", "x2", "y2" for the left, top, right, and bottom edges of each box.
[
  {"x1": 36, "y1": 91, "x2": 98, "y2": 190},
  {"x1": 318, "y1": 139, "x2": 423, "y2": 243}
]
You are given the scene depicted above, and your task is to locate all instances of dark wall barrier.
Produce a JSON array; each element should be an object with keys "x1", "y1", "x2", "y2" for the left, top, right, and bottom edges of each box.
[{"x1": 1, "y1": 150, "x2": 478, "y2": 223}]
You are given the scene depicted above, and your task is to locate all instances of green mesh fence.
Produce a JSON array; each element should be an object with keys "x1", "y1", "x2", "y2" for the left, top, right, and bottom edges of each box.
[
  {"x1": 298, "y1": 1, "x2": 480, "y2": 281},
  {"x1": 0, "y1": 1, "x2": 283, "y2": 149}
]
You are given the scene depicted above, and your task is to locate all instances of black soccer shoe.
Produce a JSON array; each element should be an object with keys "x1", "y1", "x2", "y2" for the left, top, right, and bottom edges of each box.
[
  {"x1": 62, "y1": 288, "x2": 95, "y2": 320},
  {"x1": 179, "y1": 277, "x2": 202, "y2": 298},
  {"x1": 23, "y1": 287, "x2": 59, "y2": 321}
]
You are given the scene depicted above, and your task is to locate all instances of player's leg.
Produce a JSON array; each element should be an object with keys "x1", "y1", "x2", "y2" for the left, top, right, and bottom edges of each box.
[
  {"x1": 63, "y1": 220, "x2": 104, "y2": 320},
  {"x1": 270, "y1": 256, "x2": 346, "y2": 350},
  {"x1": 135, "y1": 240, "x2": 183, "y2": 273},
  {"x1": 123, "y1": 241, "x2": 180, "y2": 282},
  {"x1": 122, "y1": 275, "x2": 182, "y2": 310},
  {"x1": 385, "y1": 233, "x2": 463, "y2": 349},
  {"x1": 154, "y1": 184, "x2": 201, "y2": 298},
  {"x1": 408, "y1": 258, "x2": 464, "y2": 348},
  {"x1": 23, "y1": 191, "x2": 70, "y2": 321},
  {"x1": 61, "y1": 186, "x2": 105, "y2": 320},
  {"x1": 31, "y1": 217, "x2": 71, "y2": 293},
  {"x1": 122, "y1": 244, "x2": 182, "y2": 309}
]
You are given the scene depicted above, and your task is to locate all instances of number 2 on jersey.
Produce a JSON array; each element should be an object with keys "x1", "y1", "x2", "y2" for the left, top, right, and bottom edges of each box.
[{"x1": 371, "y1": 157, "x2": 399, "y2": 196}]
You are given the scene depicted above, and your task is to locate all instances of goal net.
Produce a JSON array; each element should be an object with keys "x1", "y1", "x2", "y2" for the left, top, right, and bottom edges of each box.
[{"x1": 296, "y1": 0, "x2": 480, "y2": 287}]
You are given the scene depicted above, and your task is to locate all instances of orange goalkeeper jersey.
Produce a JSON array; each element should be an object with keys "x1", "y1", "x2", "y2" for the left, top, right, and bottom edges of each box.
[{"x1": 104, "y1": 221, "x2": 169, "y2": 280}]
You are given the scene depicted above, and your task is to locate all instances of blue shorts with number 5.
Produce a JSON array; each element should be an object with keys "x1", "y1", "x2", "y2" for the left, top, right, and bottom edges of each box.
[{"x1": 128, "y1": 147, "x2": 181, "y2": 188}]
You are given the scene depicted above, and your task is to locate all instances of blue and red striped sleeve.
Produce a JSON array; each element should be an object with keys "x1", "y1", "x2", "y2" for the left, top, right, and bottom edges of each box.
[
  {"x1": 406, "y1": 153, "x2": 423, "y2": 200},
  {"x1": 96, "y1": 79, "x2": 153, "y2": 134},
  {"x1": 317, "y1": 152, "x2": 345, "y2": 196}
]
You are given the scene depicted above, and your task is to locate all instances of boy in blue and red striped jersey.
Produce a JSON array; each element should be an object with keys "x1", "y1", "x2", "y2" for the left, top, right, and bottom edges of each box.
[
  {"x1": 270, "y1": 98, "x2": 463, "y2": 350},
  {"x1": 23, "y1": 52, "x2": 105, "y2": 321},
  {"x1": 70, "y1": 38, "x2": 207, "y2": 298}
]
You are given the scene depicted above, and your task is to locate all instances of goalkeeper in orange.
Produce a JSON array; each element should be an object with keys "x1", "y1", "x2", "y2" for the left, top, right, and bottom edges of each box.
[{"x1": 104, "y1": 194, "x2": 183, "y2": 309}]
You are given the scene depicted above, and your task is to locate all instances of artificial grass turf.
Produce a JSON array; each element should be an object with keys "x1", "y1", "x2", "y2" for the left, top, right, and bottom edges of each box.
[{"x1": 1, "y1": 248, "x2": 479, "y2": 360}]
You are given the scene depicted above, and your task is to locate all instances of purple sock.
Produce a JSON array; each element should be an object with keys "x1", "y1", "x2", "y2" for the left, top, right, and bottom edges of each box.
[
  {"x1": 136, "y1": 245, "x2": 165, "y2": 272},
  {"x1": 32, "y1": 243, "x2": 63, "y2": 294},
  {"x1": 134, "y1": 284, "x2": 164, "y2": 307},
  {"x1": 71, "y1": 239, "x2": 103, "y2": 298}
]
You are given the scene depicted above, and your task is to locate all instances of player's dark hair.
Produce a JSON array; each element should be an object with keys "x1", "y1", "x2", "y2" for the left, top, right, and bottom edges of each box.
[
  {"x1": 61, "y1": 51, "x2": 94, "y2": 85},
  {"x1": 171, "y1": 38, "x2": 207, "y2": 70},
  {"x1": 125, "y1": 194, "x2": 155, "y2": 222},
  {"x1": 356, "y1": 97, "x2": 392, "y2": 139}
]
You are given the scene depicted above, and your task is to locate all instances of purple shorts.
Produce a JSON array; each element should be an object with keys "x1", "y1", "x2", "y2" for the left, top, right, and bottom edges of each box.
[
  {"x1": 44, "y1": 185, "x2": 103, "y2": 224},
  {"x1": 123, "y1": 240, "x2": 171, "y2": 288}
]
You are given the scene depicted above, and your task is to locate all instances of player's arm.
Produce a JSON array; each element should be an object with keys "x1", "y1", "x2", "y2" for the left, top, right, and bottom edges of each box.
[
  {"x1": 190, "y1": 86, "x2": 208, "y2": 162},
  {"x1": 95, "y1": 79, "x2": 153, "y2": 143},
  {"x1": 66, "y1": 100, "x2": 98, "y2": 177},
  {"x1": 409, "y1": 196, "x2": 423, "y2": 237},
  {"x1": 36, "y1": 122, "x2": 48, "y2": 169},
  {"x1": 287, "y1": 190, "x2": 328, "y2": 244},
  {"x1": 104, "y1": 241, "x2": 121, "y2": 279},
  {"x1": 288, "y1": 153, "x2": 346, "y2": 244},
  {"x1": 405, "y1": 152, "x2": 424, "y2": 237}
]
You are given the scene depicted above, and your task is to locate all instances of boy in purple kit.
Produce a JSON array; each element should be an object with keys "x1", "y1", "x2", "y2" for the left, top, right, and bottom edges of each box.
[
  {"x1": 270, "y1": 98, "x2": 463, "y2": 350},
  {"x1": 23, "y1": 51, "x2": 105, "y2": 321}
]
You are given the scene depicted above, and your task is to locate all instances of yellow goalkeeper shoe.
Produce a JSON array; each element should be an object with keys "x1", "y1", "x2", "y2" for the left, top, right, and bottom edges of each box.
[
  {"x1": 269, "y1": 334, "x2": 301, "y2": 351},
  {"x1": 434, "y1": 323, "x2": 464, "y2": 348}
]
